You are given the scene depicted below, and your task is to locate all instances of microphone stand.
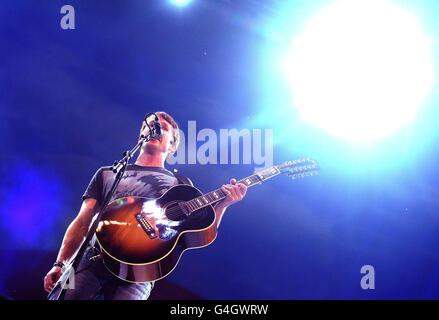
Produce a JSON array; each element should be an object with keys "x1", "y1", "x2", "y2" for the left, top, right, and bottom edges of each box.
[{"x1": 49, "y1": 130, "x2": 155, "y2": 300}]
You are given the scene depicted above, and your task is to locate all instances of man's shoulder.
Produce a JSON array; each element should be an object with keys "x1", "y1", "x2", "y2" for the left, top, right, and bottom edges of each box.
[
  {"x1": 173, "y1": 173, "x2": 193, "y2": 186},
  {"x1": 92, "y1": 166, "x2": 113, "y2": 177},
  {"x1": 99, "y1": 166, "x2": 113, "y2": 172}
]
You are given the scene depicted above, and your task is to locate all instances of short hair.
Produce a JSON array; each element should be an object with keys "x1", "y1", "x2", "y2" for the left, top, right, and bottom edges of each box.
[{"x1": 139, "y1": 111, "x2": 180, "y2": 155}]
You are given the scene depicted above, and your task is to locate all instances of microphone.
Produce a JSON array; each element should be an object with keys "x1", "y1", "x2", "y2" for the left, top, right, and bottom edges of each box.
[
  {"x1": 143, "y1": 112, "x2": 163, "y2": 141},
  {"x1": 153, "y1": 116, "x2": 163, "y2": 140}
]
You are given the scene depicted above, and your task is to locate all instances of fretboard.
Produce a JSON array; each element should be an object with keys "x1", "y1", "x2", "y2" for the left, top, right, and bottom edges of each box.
[{"x1": 184, "y1": 166, "x2": 281, "y2": 213}]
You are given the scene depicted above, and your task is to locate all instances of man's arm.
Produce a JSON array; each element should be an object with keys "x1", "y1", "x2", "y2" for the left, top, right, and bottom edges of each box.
[
  {"x1": 214, "y1": 178, "x2": 247, "y2": 229},
  {"x1": 44, "y1": 198, "x2": 99, "y2": 292}
]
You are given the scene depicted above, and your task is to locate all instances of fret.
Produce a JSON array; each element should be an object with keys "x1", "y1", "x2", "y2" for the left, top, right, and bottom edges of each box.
[
  {"x1": 186, "y1": 200, "x2": 192, "y2": 211},
  {"x1": 188, "y1": 199, "x2": 196, "y2": 211},
  {"x1": 180, "y1": 161, "x2": 317, "y2": 216},
  {"x1": 205, "y1": 193, "x2": 213, "y2": 203},
  {"x1": 184, "y1": 173, "x2": 267, "y2": 214},
  {"x1": 210, "y1": 192, "x2": 218, "y2": 201},
  {"x1": 217, "y1": 188, "x2": 227, "y2": 198},
  {"x1": 184, "y1": 171, "x2": 273, "y2": 214},
  {"x1": 207, "y1": 190, "x2": 218, "y2": 201},
  {"x1": 254, "y1": 166, "x2": 280, "y2": 181},
  {"x1": 238, "y1": 174, "x2": 261, "y2": 187},
  {"x1": 184, "y1": 189, "x2": 227, "y2": 213}
]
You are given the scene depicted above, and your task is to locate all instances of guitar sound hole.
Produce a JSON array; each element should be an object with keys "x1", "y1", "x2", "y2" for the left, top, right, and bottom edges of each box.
[{"x1": 165, "y1": 202, "x2": 186, "y2": 221}]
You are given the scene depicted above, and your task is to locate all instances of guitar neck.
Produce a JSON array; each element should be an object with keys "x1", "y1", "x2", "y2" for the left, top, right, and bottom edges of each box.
[{"x1": 184, "y1": 166, "x2": 281, "y2": 213}]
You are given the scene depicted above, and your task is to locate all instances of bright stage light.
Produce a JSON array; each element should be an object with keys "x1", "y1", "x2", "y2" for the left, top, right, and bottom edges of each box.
[
  {"x1": 284, "y1": 0, "x2": 433, "y2": 143},
  {"x1": 169, "y1": 0, "x2": 191, "y2": 6}
]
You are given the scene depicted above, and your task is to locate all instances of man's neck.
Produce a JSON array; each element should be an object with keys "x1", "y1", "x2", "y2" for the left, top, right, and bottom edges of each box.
[{"x1": 135, "y1": 150, "x2": 165, "y2": 168}]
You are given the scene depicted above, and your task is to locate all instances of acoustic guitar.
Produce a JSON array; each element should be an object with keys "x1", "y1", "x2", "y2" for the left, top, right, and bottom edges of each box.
[{"x1": 92, "y1": 158, "x2": 318, "y2": 283}]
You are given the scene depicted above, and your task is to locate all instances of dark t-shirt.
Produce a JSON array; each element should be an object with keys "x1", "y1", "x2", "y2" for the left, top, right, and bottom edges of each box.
[
  {"x1": 82, "y1": 164, "x2": 180, "y2": 207},
  {"x1": 83, "y1": 164, "x2": 187, "y2": 249}
]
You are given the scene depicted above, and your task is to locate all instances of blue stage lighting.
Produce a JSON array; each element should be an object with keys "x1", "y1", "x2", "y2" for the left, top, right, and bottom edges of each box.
[{"x1": 283, "y1": 0, "x2": 434, "y2": 144}]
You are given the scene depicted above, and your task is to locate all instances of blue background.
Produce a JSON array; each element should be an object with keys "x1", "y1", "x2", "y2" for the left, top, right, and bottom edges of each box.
[{"x1": 1, "y1": 0, "x2": 439, "y2": 299}]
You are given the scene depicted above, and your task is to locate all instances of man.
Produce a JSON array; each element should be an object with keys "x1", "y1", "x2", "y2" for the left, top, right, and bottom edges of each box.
[{"x1": 44, "y1": 111, "x2": 247, "y2": 300}]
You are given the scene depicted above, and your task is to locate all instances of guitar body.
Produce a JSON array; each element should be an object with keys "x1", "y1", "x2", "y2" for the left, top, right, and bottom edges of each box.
[{"x1": 95, "y1": 184, "x2": 217, "y2": 283}]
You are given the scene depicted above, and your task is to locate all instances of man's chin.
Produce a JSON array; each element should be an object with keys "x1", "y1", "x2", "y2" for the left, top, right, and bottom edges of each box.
[
  {"x1": 143, "y1": 141, "x2": 165, "y2": 153},
  {"x1": 143, "y1": 138, "x2": 161, "y2": 146}
]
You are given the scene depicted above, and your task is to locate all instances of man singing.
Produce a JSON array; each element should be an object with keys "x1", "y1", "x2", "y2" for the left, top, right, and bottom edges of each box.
[{"x1": 44, "y1": 111, "x2": 247, "y2": 300}]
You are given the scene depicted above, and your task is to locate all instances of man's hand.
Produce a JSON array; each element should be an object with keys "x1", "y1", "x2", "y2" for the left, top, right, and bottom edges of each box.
[
  {"x1": 213, "y1": 178, "x2": 247, "y2": 229},
  {"x1": 219, "y1": 178, "x2": 247, "y2": 208},
  {"x1": 43, "y1": 198, "x2": 98, "y2": 293},
  {"x1": 44, "y1": 265, "x2": 63, "y2": 293}
]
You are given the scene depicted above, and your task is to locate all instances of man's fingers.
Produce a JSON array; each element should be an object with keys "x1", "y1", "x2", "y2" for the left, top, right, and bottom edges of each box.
[
  {"x1": 222, "y1": 185, "x2": 233, "y2": 197},
  {"x1": 231, "y1": 185, "x2": 240, "y2": 199},
  {"x1": 224, "y1": 182, "x2": 247, "y2": 199},
  {"x1": 44, "y1": 278, "x2": 49, "y2": 292},
  {"x1": 221, "y1": 186, "x2": 232, "y2": 202},
  {"x1": 44, "y1": 269, "x2": 62, "y2": 293},
  {"x1": 237, "y1": 183, "x2": 247, "y2": 196},
  {"x1": 226, "y1": 184, "x2": 241, "y2": 200},
  {"x1": 222, "y1": 185, "x2": 235, "y2": 200},
  {"x1": 44, "y1": 275, "x2": 52, "y2": 292}
]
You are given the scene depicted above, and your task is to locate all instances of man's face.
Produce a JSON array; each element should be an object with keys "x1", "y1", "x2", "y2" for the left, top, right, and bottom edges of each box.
[{"x1": 140, "y1": 115, "x2": 176, "y2": 156}]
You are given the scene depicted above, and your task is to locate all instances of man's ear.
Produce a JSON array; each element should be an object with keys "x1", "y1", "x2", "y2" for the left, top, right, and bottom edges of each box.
[{"x1": 168, "y1": 143, "x2": 178, "y2": 155}]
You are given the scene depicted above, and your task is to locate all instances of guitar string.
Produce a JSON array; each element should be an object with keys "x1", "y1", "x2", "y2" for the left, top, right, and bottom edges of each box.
[
  {"x1": 145, "y1": 174, "x2": 271, "y2": 220},
  {"x1": 143, "y1": 166, "x2": 312, "y2": 220},
  {"x1": 163, "y1": 182, "x2": 254, "y2": 220},
  {"x1": 163, "y1": 191, "x2": 226, "y2": 220},
  {"x1": 141, "y1": 163, "x2": 317, "y2": 222}
]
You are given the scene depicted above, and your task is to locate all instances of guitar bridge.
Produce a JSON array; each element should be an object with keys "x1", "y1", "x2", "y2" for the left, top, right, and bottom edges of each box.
[{"x1": 135, "y1": 213, "x2": 157, "y2": 239}]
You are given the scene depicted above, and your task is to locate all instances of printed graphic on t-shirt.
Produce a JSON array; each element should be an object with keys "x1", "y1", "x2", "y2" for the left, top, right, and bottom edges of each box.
[{"x1": 82, "y1": 165, "x2": 179, "y2": 205}]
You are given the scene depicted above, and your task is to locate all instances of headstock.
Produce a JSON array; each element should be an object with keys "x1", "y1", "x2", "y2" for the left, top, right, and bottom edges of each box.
[{"x1": 277, "y1": 158, "x2": 319, "y2": 180}]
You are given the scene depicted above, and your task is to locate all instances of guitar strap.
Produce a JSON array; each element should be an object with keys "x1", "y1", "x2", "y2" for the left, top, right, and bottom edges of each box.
[{"x1": 173, "y1": 172, "x2": 193, "y2": 186}]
